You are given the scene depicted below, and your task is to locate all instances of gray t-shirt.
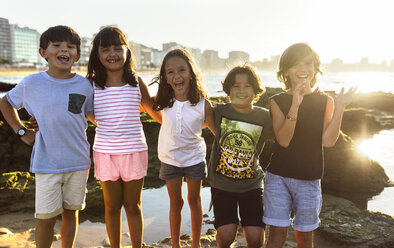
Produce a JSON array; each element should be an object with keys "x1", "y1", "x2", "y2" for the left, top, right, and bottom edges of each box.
[
  {"x1": 207, "y1": 103, "x2": 273, "y2": 193},
  {"x1": 7, "y1": 71, "x2": 94, "y2": 173}
]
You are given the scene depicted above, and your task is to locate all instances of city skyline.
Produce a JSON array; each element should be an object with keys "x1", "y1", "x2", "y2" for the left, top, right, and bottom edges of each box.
[{"x1": 2, "y1": 0, "x2": 394, "y2": 64}]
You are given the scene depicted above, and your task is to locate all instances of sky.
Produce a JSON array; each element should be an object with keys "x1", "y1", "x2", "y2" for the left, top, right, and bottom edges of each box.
[{"x1": 2, "y1": 0, "x2": 394, "y2": 63}]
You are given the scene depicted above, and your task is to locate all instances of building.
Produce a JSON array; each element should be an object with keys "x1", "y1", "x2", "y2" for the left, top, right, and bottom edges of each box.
[
  {"x1": 0, "y1": 17, "x2": 12, "y2": 63},
  {"x1": 79, "y1": 36, "x2": 92, "y2": 65},
  {"x1": 10, "y1": 24, "x2": 41, "y2": 66},
  {"x1": 228, "y1": 51, "x2": 250, "y2": 67}
]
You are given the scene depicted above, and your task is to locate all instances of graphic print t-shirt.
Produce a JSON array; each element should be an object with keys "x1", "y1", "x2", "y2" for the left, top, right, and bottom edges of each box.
[
  {"x1": 207, "y1": 103, "x2": 273, "y2": 193},
  {"x1": 216, "y1": 117, "x2": 263, "y2": 180}
]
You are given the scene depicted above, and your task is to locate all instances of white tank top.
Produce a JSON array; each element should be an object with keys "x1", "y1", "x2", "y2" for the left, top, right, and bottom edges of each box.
[
  {"x1": 93, "y1": 83, "x2": 147, "y2": 154},
  {"x1": 158, "y1": 98, "x2": 206, "y2": 167}
]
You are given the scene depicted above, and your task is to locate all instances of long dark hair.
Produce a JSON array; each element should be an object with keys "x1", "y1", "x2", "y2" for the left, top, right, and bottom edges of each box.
[
  {"x1": 152, "y1": 48, "x2": 207, "y2": 111},
  {"x1": 86, "y1": 26, "x2": 138, "y2": 89}
]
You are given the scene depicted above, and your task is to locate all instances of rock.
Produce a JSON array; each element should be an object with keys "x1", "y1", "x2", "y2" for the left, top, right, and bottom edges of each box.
[
  {"x1": 0, "y1": 227, "x2": 12, "y2": 234},
  {"x1": 53, "y1": 233, "x2": 61, "y2": 241},
  {"x1": 102, "y1": 237, "x2": 111, "y2": 247},
  {"x1": 323, "y1": 132, "x2": 389, "y2": 194},
  {"x1": 319, "y1": 194, "x2": 394, "y2": 247}
]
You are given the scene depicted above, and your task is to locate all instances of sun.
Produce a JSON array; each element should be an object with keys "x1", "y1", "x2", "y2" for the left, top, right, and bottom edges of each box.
[{"x1": 356, "y1": 137, "x2": 382, "y2": 161}]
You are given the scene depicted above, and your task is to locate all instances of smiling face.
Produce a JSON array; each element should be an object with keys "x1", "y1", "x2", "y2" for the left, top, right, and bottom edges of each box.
[
  {"x1": 229, "y1": 73, "x2": 255, "y2": 113},
  {"x1": 164, "y1": 56, "x2": 191, "y2": 101},
  {"x1": 285, "y1": 60, "x2": 316, "y2": 91},
  {"x1": 98, "y1": 44, "x2": 127, "y2": 73},
  {"x1": 39, "y1": 41, "x2": 80, "y2": 78}
]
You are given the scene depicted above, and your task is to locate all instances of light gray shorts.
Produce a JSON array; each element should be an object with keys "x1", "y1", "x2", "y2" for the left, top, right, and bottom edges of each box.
[{"x1": 263, "y1": 172, "x2": 322, "y2": 232}]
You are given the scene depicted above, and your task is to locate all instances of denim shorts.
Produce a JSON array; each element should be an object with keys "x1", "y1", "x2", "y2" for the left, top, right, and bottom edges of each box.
[
  {"x1": 263, "y1": 172, "x2": 322, "y2": 232},
  {"x1": 159, "y1": 161, "x2": 206, "y2": 180}
]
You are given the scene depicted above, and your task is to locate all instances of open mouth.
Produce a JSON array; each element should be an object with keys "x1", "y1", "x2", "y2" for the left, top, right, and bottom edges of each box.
[
  {"x1": 174, "y1": 81, "x2": 184, "y2": 89},
  {"x1": 107, "y1": 59, "x2": 119, "y2": 63},
  {"x1": 57, "y1": 55, "x2": 70, "y2": 62}
]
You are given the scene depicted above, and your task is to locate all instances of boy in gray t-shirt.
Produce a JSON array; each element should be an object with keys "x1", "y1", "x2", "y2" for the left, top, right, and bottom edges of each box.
[
  {"x1": 0, "y1": 26, "x2": 93, "y2": 247},
  {"x1": 207, "y1": 65, "x2": 273, "y2": 248}
]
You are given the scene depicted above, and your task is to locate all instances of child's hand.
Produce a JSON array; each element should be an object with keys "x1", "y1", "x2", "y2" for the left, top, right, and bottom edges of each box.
[
  {"x1": 29, "y1": 116, "x2": 39, "y2": 131},
  {"x1": 21, "y1": 129, "x2": 36, "y2": 146},
  {"x1": 336, "y1": 87, "x2": 357, "y2": 108},
  {"x1": 292, "y1": 79, "x2": 307, "y2": 106},
  {"x1": 313, "y1": 86, "x2": 327, "y2": 96}
]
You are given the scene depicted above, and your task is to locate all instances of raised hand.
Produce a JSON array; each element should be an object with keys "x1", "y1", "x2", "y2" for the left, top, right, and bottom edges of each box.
[
  {"x1": 336, "y1": 87, "x2": 357, "y2": 108},
  {"x1": 292, "y1": 79, "x2": 308, "y2": 107}
]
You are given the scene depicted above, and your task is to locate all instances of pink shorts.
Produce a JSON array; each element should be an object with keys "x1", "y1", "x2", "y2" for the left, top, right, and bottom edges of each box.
[{"x1": 93, "y1": 150, "x2": 148, "y2": 182}]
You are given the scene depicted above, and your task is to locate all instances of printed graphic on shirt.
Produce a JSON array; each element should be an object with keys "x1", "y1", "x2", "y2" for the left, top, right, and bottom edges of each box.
[
  {"x1": 68, "y1": 94, "x2": 86, "y2": 114},
  {"x1": 216, "y1": 117, "x2": 263, "y2": 179}
]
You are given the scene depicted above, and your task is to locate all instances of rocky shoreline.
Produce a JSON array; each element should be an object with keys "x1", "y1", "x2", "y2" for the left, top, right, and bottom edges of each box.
[{"x1": 1, "y1": 86, "x2": 394, "y2": 247}]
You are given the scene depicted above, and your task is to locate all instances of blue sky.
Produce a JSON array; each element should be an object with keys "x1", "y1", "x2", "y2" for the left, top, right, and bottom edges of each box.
[{"x1": 2, "y1": 0, "x2": 393, "y2": 63}]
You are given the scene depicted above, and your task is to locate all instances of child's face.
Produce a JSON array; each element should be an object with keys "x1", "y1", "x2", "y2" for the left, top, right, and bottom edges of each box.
[
  {"x1": 229, "y1": 73, "x2": 255, "y2": 110},
  {"x1": 98, "y1": 45, "x2": 127, "y2": 72},
  {"x1": 285, "y1": 60, "x2": 316, "y2": 89},
  {"x1": 39, "y1": 41, "x2": 80, "y2": 74},
  {"x1": 164, "y1": 56, "x2": 191, "y2": 101}
]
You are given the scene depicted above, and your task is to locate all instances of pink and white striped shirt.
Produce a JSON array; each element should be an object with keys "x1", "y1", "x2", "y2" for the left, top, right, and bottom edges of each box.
[{"x1": 93, "y1": 83, "x2": 147, "y2": 154}]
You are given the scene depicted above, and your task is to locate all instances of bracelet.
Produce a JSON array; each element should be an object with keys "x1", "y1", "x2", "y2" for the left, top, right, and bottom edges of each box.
[{"x1": 286, "y1": 115, "x2": 297, "y2": 121}]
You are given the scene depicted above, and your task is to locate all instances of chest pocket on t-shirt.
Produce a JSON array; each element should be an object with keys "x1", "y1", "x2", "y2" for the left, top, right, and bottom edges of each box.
[{"x1": 68, "y1": 94, "x2": 86, "y2": 114}]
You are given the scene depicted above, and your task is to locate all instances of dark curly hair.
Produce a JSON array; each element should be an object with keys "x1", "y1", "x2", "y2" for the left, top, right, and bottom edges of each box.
[{"x1": 222, "y1": 64, "x2": 265, "y2": 102}]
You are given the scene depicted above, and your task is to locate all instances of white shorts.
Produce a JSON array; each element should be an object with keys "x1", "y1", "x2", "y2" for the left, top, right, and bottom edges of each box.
[{"x1": 35, "y1": 170, "x2": 89, "y2": 219}]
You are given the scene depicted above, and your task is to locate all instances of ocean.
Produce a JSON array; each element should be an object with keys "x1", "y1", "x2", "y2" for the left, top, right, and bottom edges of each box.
[{"x1": 1, "y1": 71, "x2": 393, "y2": 246}]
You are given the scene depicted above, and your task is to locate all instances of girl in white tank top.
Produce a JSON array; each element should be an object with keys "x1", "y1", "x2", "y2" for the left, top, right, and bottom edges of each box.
[{"x1": 152, "y1": 49, "x2": 215, "y2": 248}]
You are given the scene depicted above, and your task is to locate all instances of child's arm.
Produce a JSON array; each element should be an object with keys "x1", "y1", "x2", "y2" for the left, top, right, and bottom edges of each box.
[
  {"x1": 322, "y1": 87, "x2": 357, "y2": 147},
  {"x1": 203, "y1": 99, "x2": 216, "y2": 135},
  {"x1": 86, "y1": 113, "x2": 97, "y2": 126},
  {"x1": 270, "y1": 98, "x2": 300, "y2": 148},
  {"x1": 138, "y1": 77, "x2": 162, "y2": 124},
  {"x1": 0, "y1": 96, "x2": 35, "y2": 146}
]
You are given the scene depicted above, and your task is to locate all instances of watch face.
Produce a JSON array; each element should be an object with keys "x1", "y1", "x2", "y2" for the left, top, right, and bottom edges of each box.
[{"x1": 18, "y1": 128, "x2": 26, "y2": 136}]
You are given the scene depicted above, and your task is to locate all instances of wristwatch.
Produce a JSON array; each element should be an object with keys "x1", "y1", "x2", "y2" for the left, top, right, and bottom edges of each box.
[{"x1": 17, "y1": 127, "x2": 27, "y2": 137}]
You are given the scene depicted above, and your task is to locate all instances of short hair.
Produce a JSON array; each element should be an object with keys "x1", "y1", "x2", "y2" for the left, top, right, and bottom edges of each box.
[
  {"x1": 277, "y1": 42, "x2": 322, "y2": 90},
  {"x1": 39, "y1": 25, "x2": 81, "y2": 54},
  {"x1": 222, "y1": 64, "x2": 265, "y2": 101}
]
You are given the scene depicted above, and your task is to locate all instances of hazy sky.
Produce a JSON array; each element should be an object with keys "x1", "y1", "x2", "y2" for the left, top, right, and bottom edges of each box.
[{"x1": 2, "y1": 0, "x2": 393, "y2": 63}]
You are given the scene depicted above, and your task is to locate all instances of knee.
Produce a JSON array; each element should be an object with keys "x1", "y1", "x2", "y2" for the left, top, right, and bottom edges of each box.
[
  {"x1": 216, "y1": 229, "x2": 237, "y2": 248},
  {"x1": 187, "y1": 195, "x2": 201, "y2": 209},
  {"x1": 124, "y1": 200, "x2": 142, "y2": 216},
  {"x1": 105, "y1": 200, "x2": 123, "y2": 215},
  {"x1": 170, "y1": 197, "x2": 184, "y2": 212}
]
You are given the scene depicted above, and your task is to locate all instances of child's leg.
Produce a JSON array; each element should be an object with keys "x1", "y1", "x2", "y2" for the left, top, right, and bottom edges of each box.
[
  {"x1": 165, "y1": 177, "x2": 184, "y2": 248},
  {"x1": 294, "y1": 230, "x2": 313, "y2": 248},
  {"x1": 266, "y1": 226, "x2": 288, "y2": 248},
  {"x1": 216, "y1": 224, "x2": 238, "y2": 248},
  {"x1": 101, "y1": 180, "x2": 124, "y2": 248},
  {"x1": 123, "y1": 178, "x2": 144, "y2": 248},
  {"x1": 185, "y1": 178, "x2": 202, "y2": 248},
  {"x1": 242, "y1": 226, "x2": 265, "y2": 248},
  {"x1": 35, "y1": 217, "x2": 57, "y2": 248},
  {"x1": 61, "y1": 209, "x2": 78, "y2": 248}
]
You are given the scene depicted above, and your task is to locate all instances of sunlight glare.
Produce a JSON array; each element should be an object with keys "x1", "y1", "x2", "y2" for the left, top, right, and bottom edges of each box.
[{"x1": 357, "y1": 136, "x2": 384, "y2": 161}]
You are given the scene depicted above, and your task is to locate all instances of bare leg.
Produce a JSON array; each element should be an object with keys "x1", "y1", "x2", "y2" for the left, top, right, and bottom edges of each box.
[
  {"x1": 216, "y1": 224, "x2": 238, "y2": 248},
  {"x1": 61, "y1": 209, "x2": 78, "y2": 248},
  {"x1": 35, "y1": 217, "x2": 57, "y2": 248},
  {"x1": 101, "y1": 180, "x2": 123, "y2": 248},
  {"x1": 123, "y1": 178, "x2": 144, "y2": 248},
  {"x1": 186, "y1": 178, "x2": 202, "y2": 248},
  {"x1": 166, "y1": 178, "x2": 184, "y2": 248},
  {"x1": 243, "y1": 226, "x2": 264, "y2": 248},
  {"x1": 294, "y1": 230, "x2": 313, "y2": 248},
  {"x1": 265, "y1": 226, "x2": 288, "y2": 248}
]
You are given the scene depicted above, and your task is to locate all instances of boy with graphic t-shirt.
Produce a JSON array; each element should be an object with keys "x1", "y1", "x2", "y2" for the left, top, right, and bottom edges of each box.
[
  {"x1": 0, "y1": 25, "x2": 93, "y2": 248},
  {"x1": 207, "y1": 65, "x2": 273, "y2": 248}
]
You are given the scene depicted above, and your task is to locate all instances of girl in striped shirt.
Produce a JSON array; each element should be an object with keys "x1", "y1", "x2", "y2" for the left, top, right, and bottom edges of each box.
[{"x1": 86, "y1": 27, "x2": 161, "y2": 248}]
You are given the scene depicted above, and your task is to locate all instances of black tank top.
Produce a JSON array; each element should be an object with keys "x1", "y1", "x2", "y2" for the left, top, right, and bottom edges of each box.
[{"x1": 267, "y1": 92, "x2": 327, "y2": 180}]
